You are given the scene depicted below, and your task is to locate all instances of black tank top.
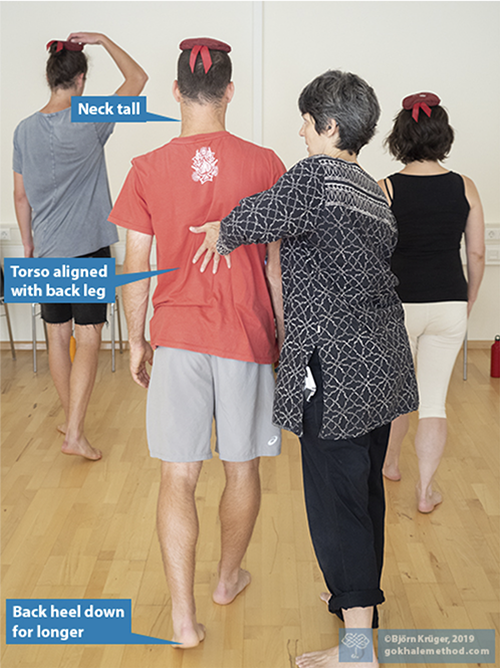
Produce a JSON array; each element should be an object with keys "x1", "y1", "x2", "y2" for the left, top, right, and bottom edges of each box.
[{"x1": 386, "y1": 172, "x2": 470, "y2": 302}]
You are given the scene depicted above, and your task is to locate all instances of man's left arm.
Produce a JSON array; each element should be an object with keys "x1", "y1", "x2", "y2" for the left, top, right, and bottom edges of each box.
[
  {"x1": 122, "y1": 229, "x2": 154, "y2": 388},
  {"x1": 13, "y1": 172, "x2": 34, "y2": 258}
]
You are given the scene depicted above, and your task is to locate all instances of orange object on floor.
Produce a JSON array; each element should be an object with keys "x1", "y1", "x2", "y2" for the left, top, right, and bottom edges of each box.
[{"x1": 70, "y1": 335, "x2": 76, "y2": 362}]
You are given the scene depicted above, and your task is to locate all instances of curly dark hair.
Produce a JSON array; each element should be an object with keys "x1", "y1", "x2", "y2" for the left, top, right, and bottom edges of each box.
[
  {"x1": 46, "y1": 42, "x2": 88, "y2": 90},
  {"x1": 385, "y1": 105, "x2": 454, "y2": 164},
  {"x1": 298, "y1": 70, "x2": 380, "y2": 155},
  {"x1": 177, "y1": 48, "x2": 232, "y2": 104}
]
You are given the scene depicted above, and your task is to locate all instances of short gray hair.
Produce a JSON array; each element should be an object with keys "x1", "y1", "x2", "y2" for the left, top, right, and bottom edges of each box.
[{"x1": 298, "y1": 70, "x2": 380, "y2": 155}]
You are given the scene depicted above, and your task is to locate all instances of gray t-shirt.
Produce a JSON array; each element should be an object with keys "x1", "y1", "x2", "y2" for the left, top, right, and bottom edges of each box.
[{"x1": 13, "y1": 108, "x2": 119, "y2": 257}]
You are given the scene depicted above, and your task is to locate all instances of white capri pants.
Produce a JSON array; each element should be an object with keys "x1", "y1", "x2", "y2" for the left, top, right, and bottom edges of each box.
[{"x1": 403, "y1": 302, "x2": 468, "y2": 419}]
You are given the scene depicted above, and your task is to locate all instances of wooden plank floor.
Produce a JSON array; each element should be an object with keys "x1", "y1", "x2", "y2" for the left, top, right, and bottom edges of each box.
[{"x1": 1, "y1": 348, "x2": 499, "y2": 668}]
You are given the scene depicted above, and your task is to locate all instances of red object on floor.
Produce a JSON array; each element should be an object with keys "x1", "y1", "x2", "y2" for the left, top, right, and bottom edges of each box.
[{"x1": 491, "y1": 335, "x2": 500, "y2": 378}]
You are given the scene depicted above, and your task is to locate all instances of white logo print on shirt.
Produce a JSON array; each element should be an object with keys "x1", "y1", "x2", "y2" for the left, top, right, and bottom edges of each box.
[{"x1": 191, "y1": 147, "x2": 219, "y2": 184}]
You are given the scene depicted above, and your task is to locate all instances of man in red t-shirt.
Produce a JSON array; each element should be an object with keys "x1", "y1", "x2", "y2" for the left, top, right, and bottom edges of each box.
[{"x1": 109, "y1": 38, "x2": 285, "y2": 648}]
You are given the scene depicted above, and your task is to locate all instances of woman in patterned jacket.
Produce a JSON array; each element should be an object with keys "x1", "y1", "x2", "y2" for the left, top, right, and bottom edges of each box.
[{"x1": 192, "y1": 70, "x2": 418, "y2": 668}]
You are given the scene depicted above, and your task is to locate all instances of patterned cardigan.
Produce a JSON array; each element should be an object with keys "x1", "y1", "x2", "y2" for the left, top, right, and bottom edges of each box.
[{"x1": 217, "y1": 155, "x2": 418, "y2": 439}]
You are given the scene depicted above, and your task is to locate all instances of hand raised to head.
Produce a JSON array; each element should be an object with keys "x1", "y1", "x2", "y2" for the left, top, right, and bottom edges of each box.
[{"x1": 66, "y1": 32, "x2": 104, "y2": 46}]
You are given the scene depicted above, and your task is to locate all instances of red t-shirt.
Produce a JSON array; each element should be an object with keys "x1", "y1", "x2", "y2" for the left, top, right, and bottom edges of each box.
[{"x1": 109, "y1": 131, "x2": 286, "y2": 364}]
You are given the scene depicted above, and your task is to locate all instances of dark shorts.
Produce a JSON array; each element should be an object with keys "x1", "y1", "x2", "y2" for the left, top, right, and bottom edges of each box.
[{"x1": 41, "y1": 247, "x2": 111, "y2": 326}]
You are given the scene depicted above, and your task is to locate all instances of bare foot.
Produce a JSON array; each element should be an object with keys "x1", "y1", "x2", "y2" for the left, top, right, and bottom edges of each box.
[
  {"x1": 213, "y1": 568, "x2": 251, "y2": 605},
  {"x1": 296, "y1": 644, "x2": 378, "y2": 667},
  {"x1": 61, "y1": 435, "x2": 102, "y2": 461},
  {"x1": 57, "y1": 423, "x2": 67, "y2": 435},
  {"x1": 320, "y1": 591, "x2": 331, "y2": 605},
  {"x1": 172, "y1": 622, "x2": 206, "y2": 649},
  {"x1": 382, "y1": 463, "x2": 401, "y2": 481},
  {"x1": 417, "y1": 483, "x2": 442, "y2": 513}
]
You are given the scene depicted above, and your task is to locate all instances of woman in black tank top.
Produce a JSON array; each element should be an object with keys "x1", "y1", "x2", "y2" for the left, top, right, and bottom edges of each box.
[{"x1": 378, "y1": 92, "x2": 485, "y2": 513}]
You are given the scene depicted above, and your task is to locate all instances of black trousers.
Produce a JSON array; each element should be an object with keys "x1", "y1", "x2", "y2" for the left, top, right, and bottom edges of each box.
[{"x1": 299, "y1": 350, "x2": 390, "y2": 628}]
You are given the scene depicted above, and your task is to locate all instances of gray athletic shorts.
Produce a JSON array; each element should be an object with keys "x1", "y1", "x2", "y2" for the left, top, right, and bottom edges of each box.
[{"x1": 146, "y1": 347, "x2": 282, "y2": 462}]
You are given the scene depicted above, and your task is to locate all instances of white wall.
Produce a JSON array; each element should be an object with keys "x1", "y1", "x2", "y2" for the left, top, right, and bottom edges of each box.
[{"x1": 1, "y1": 1, "x2": 499, "y2": 344}]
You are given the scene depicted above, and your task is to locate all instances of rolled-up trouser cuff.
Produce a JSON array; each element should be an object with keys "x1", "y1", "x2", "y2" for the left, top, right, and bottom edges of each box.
[{"x1": 329, "y1": 589, "x2": 385, "y2": 627}]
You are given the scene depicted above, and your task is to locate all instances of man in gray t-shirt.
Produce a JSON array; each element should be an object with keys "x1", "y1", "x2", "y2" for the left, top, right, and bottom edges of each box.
[
  {"x1": 13, "y1": 110, "x2": 118, "y2": 258},
  {"x1": 13, "y1": 32, "x2": 147, "y2": 461}
]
